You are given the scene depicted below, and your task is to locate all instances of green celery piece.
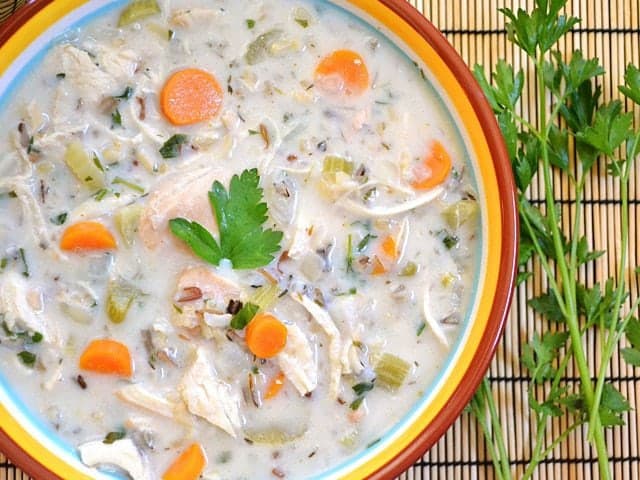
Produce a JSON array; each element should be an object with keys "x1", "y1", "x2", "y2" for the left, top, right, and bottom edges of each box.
[
  {"x1": 442, "y1": 200, "x2": 479, "y2": 229},
  {"x1": 64, "y1": 141, "x2": 105, "y2": 190},
  {"x1": 115, "y1": 204, "x2": 144, "y2": 246},
  {"x1": 118, "y1": 0, "x2": 161, "y2": 27},
  {"x1": 374, "y1": 353, "x2": 410, "y2": 390},
  {"x1": 106, "y1": 278, "x2": 141, "y2": 324}
]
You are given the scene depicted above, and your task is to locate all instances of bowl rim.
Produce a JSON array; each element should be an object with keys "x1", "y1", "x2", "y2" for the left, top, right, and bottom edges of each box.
[{"x1": 0, "y1": 1, "x2": 518, "y2": 479}]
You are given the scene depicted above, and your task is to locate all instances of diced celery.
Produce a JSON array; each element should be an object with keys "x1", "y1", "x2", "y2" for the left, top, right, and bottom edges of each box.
[
  {"x1": 323, "y1": 155, "x2": 354, "y2": 175},
  {"x1": 374, "y1": 353, "x2": 411, "y2": 390},
  {"x1": 399, "y1": 261, "x2": 418, "y2": 277},
  {"x1": 249, "y1": 283, "x2": 280, "y2": 311},
  {"x1": 245, "y1": 29, "x2": 283, "y2": 65},
  {"x1": 118, "y1": 0, "x2": 161, "y2": 27},
  {"x1": 64, "y1": 141, "x2": 105, "y2": 190},
  {"x1": 442, "y1": 199, "x2": 479, "y2": 229},
  {"x1": 292, "y1": 7, "x2": 313, "y2": 28},
  {"x1": 114, "y1": 204, "x2": 144, "y2": 246},
  {"x1": 243, "y1": 427, "x2": 306, "y2": 445},
  {"x1": 106, "y1": 278, "x2": 141, "y2": 323}
]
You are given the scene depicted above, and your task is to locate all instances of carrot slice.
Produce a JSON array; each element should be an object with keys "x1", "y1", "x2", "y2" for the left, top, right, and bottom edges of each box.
[
  {"x1": 162, "y1": 443, "x2": 207, "y2": 480},
  {"x1": 371, "y1": 255, "x2": 387, "y2": 276},
  {"x1": 264, "y1": 371, "x2": 286, "y2": 400},
  {"x1": 60, "y1": 221, "x2": 117, "y2": 251},
  {"x1": 160, "y1": 68, "x2": 223, "y2": 125},
  {"x1": 314, "y1": 49, "x2": 369, "y2": 96},
  {"x1": 245, "y1": 313, "x2": 288, "y2": 359},
  {"x1": 380, "y1": 235, "x2": 398, "y2": 261},
  {"x1": 411, "y1": 141, "x2": 452, "y2": 190},
  {"x1": 79, "y1": 339, "x2": 132, "y2": 377}
]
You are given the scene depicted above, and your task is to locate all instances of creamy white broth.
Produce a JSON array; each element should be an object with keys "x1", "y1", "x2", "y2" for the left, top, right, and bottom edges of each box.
[{"x1": 0, "y1": 0, "x2": 480, "y2": 478}]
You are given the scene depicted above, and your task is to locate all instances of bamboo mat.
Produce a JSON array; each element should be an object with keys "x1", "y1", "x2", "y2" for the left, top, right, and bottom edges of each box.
[{"x1": 1, "y1": 0, "x2": 639, "y2": 479}]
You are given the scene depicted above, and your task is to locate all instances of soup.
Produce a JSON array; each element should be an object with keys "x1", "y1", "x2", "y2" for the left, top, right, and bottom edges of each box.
[{"x1": 0, "y1": 0, "x2": 480, "y2": 478}]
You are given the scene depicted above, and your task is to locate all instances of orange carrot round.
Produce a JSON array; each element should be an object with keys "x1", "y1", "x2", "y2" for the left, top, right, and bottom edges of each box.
[
  {"x1": 160, "y1": 68, "x2": 223, "y2": 126},
  {"x1": 371, "y1": 255, "x2": 387, "y2": 276},
  {"x1": 79, "y1": 339, "x2": 132, "y2": 377},
  {"x1": 60, "y1": 221, "x2": 117, "y2": 251},
  {"x1": 314, "y1": 49, "x2": 369, "y2": 96},
  {"x1": 162, "y1": 443, "x2": 207, "y2": 480},
  {"x1": 245, "y1": 313, "x2": 288, "y2": 359},
  {"x1": 411, "y1": 141, "x2": 452, "y2": 190},
  {"x1": 380, "y1": 235, "x2": 398, "y2": 261},
  {"x1": 264, "y1": 371, "x2": 286, "y2": 400}
]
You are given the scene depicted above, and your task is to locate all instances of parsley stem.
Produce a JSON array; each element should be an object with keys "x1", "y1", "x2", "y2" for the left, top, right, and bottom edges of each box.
[
  {"x1": 519, "y1": 200, "x2": 568, "y2": 316},
  {"x1": 536, "y1": 55, "x2": 610, "y2": 480},
  {"x1": 587, "y1": 146, "x2": 634, "y2": 441},
  {"x1": 469, "y1": 379, "x2": 511, "y2": 480}
]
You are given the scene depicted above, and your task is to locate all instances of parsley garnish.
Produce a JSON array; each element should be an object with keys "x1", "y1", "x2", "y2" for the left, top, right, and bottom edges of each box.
[
  {"x1": 169, "y1": 169, "x2": 283, "y2": 269},
  {"x1": 356, "y1": 233, "x2": 377, "y2": 252},
  {"x1": 111, "y1": 109, "x2": 122, "y2": 127},
  {"x1": 159, "y1": 134, "x2": 189, "y2": 158},
  {"x1": 18, "y1": 248, "x2": 29, "y2": 277},
  {"x1": 17, "y1": 351, "x2": 36, "y2": 367},
  {"x1": 230, "y1": 302, "x2": 259, "y2": 330},
  {"x1": 103, "y1": 430, "x2": 126, "y2": 444},
  {"x1": 350, "y1": 381, "x2": 375, "y2": 410},
  {"x1": 51, "y1": 211, "x2": 68, "y2": 226},
  {"x1": 246, "y1": 19, "x2": 256, "y2": 29},
  {"x1": 114, "y1": 86, "x2": 133, "y2": 100}
]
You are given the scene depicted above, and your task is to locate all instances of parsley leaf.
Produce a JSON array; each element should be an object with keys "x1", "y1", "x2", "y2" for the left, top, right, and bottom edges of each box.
[
  {"x1": 230, "y1": 302, "x2": 259, "y2": 330},
  {"x1": 170, "y1": 169, "x2": 283, "y2": 269},
  {"x1": 159, "y1": 134, "x2": 189, "y2": 159},
  {"x1": 352, "y1": 381, "x2": 375, "y2": 396},
  {"x1": 103, "y1": 430, "x2": 126, "y2": 444},
  {"x1": 114, "y1": 86, "x2": 133, "y2": 100},
  {"x1": 17, "y1": 351, "x2": 36, "y2": 367},
  {"x1": 576, "y1": 101, "x2": 633, "y2": 157},
  {"x1": 528, "y1": 292, "x2": 565, "y2": 322},
  {"x1": 619, "y1": 64, "x2": 640, "y2": 106}
]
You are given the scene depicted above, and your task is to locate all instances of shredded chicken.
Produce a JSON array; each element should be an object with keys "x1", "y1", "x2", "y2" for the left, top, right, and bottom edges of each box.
[
  {"x1": 78, "y1": 438, "x2": 149, "y2": 480},
  {"x1": 138, "y1": 167, "x2": 229, "y2": 250},
  {"x1": 422, "y1": 287, "x2": 449, "y2": 347},
  {"x1": 339, "y1": 181, "x2": 444, "y2": 218},
  {"x1": 116, "y1": 384, "x2": 179, "y2": 419},
  {"x1": 171, "y1": 266, "x2": 242, "y2": 329},
  {"x1": 178, "y1": 347, "x2": 241, "y2": 437},
  {"x1": 291, "y1": 293, "x2": 342, "y2": 398},
  {"x1": 0, "y1": 271, "x2": 59, "y2": 345},
  {"x1": 169, "y1": 8, "x2": 221, "y2": 28},
  {"x1": 277, "y1": 323, "x2": 318, "y2": 395}
]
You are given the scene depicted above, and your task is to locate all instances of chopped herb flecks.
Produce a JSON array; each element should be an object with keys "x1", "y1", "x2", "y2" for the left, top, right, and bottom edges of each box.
[
  {"x1": 103, "y1": 430, "x2": 126, "y2": 444},
  {"x1": 17, "y1": 351, "x2": 36, "y2": 367},
  {"x1": 159, "y1": 134, "x2": 189, "y2": 158},
  {"x1": 18, "y1": 248, "x2": 29, "y2": 277},
  {"x1": 230, "y1": 302, "x2": 259, "y2": 330}
]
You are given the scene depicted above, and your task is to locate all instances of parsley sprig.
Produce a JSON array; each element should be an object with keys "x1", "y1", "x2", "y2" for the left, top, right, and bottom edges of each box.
[
  {"x1": 468, "y1": 1, "x2": 640, "y2": 479},
  {"x1": 169, "y1": 168, "x2": 283, "y2": 270}
]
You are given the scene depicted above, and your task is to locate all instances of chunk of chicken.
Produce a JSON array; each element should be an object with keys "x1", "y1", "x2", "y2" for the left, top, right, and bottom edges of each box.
[
  {"x1": 178, "y1": 347, "x2": 241, "y2": 437},
  {"x1": 91, "y1": 45, "x2": 139, "y2": 82},
  {"x1": 0, "y1": 271, "x2": 58, "y2": 345},
  {"x1": 78, "y1": 438, "x2": 149, "y2": 480},
  {"x1": 277, "y1": 322, "x2": 318, "y2": 396},
  {"x1": 172, "y1": 266, "x2": 242, "y2": 329},
  {"x1": 56, "y1": 45, "x2": 119, "y2": 105},
  {"x1": 170, "y1": 8, "x2": 220, "y2": 28},
  {"x1": 116, "y1": 384, "x2": 179, "y2": 419},
  {"x1": 138, "y1": 168, "x2": 229, "y2": 250},
  {"x1": 328, "y1": 296, "x2": 369, "y2": 375},
  {"x1": 291, "y1": 293, "x2": 342, "y2": 398}
]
